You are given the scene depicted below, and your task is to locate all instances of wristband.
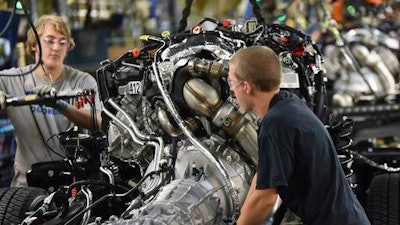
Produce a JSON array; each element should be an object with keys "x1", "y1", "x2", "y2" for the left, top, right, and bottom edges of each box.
[{"x1": 54, "y1": 100, "x2": 68, "y2": 113}]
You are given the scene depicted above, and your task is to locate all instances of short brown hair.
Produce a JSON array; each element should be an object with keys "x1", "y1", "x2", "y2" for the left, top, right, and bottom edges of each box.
[
  {"x1": 230, "y1": 46, "x2": 281, "y2": 91},
  {"x1": 26, "y1": 15, "x2": 75, "y2": 57}
]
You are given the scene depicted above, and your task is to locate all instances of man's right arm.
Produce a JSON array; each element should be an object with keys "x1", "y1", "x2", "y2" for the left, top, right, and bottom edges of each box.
[{"x1": 237, "y1": 173, "x2": 278, "y2": 225}]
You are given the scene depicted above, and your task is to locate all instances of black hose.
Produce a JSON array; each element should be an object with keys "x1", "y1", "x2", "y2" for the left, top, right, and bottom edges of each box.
[
  {"x1": 248, "y1": 0, "x2": 266, "y2": 24},
  {"x1": 178, "y1": 0, "x2": 194, "y2": 32},
  {"x1": 178, "y1": 0, "x2": 266, "y2": 32},
  {"x1": 64, "y1": 169, "x2": 166, "y2": 224},
  {"x1": 0, "y1": 0, "x2": 17, "y2": 36},
  {"x1": 0, "y1": 0, "x2": 42, "y2": 77}
]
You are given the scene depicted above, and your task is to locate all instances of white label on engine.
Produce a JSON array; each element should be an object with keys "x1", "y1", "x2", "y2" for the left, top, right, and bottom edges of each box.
[
  {"x1": 128, "y1": 81, "x2": 142, "y2": 94},
  {"x1": 280, "y1": 72, "x2": 299, "y2": 88}
]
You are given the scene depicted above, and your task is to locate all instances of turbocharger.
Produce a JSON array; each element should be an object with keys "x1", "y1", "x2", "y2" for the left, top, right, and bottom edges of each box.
[{"x1": 183, "y1": 78, "x2": 258, "y2": 166}]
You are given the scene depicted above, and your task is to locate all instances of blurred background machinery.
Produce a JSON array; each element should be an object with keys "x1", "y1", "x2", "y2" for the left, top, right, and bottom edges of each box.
[{"x1": 1, "y1": 0, "x2": 400, "y2": 224}]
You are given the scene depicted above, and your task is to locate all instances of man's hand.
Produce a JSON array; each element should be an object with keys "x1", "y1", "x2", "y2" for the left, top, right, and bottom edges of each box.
[
  {"x1": 33, "y1": 85, "x2": 68, "y2": 113},
  {"x1": 0, "y1": 91, "x2": 6, "y2": 111}
]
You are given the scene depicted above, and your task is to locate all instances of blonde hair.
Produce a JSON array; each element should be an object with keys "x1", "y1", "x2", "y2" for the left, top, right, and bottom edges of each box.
[
  {"x1": 26, "y1": 15, "x2": 75, "y2": 57},
  {"x1": 230, "y1": 46, "x2": 281, "y2": 92}
]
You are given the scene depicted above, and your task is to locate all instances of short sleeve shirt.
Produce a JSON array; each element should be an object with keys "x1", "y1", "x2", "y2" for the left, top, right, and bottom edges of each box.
[
  {"x1": 0, "y1": 64, "x2": 101, "y2": 186},
  {"x1": 257, "y1": 91, "x2": 370, "y2": 225}
]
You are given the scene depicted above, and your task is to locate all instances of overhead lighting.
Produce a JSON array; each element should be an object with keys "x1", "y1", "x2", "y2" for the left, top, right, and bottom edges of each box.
[
  {"x1": 346, "y1": 5, "x2": 357, "y2": 15},
  {"x1": 16, "y1": 1, "x2": 23, "y2": 10}
]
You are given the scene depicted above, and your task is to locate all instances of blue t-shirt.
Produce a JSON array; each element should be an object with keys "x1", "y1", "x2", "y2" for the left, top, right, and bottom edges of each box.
[{"x1": 257, "y1": 91, "x2": 370, "y2": 225}]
